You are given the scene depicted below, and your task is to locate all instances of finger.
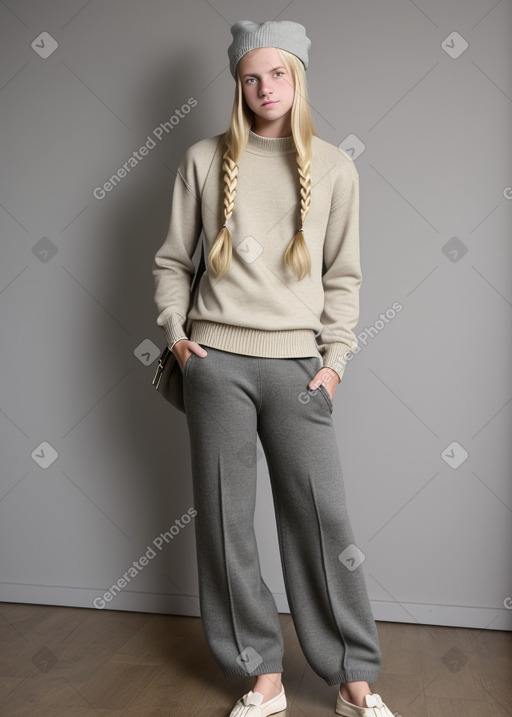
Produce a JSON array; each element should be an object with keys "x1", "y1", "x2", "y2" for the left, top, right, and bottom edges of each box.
[
  {"x1": 309, "y1": 372, "x2": 323, "y2": 389},
  {"x1": 193, "y1": 343, "x2": 208, "y2": 357}
]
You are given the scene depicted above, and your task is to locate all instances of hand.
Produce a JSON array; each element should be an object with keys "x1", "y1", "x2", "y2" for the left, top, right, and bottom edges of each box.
[
  {"x1": 308, "y1": 367, "x2": 340, "y2": 402},
  {"x1": 172, "y1": 339, "x2": 208, "y2": 371}
]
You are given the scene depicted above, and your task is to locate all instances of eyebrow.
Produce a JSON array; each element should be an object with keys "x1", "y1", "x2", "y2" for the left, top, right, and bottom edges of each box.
[{"x1": 241, "y1": 66, "x2": 286, "y2": 79}]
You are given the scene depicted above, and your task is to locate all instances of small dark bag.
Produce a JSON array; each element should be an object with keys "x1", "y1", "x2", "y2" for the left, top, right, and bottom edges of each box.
[{"x1": 152, "y1": 244, "x2": 206, "y2": 413}]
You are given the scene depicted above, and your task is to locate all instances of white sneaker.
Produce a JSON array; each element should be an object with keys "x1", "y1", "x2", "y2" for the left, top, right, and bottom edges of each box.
[
  {"x1": 335, "y1": 692, "x2": 395, "y2": 716},
  {"x1": 229, "y1": 686, "x2": 287, "y2": 716}
]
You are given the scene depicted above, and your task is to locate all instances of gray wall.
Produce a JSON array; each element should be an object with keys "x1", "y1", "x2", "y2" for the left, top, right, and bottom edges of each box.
[{"x1": 0, "y1": 0, "x2": 511, "y2": 631}]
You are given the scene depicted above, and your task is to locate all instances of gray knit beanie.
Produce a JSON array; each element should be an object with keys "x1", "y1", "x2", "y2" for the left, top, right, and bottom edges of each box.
[{"x1": 227, "y1": 20, "x2": 311, "y2": 80}]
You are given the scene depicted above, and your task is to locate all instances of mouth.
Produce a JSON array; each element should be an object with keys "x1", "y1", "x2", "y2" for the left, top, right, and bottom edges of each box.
[{"x1": 262, "y1": 100, "x2": 277, "y2": 107}]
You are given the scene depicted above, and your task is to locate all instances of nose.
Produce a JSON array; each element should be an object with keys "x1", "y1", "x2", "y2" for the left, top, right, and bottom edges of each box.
[{"x1": 259, "y1": 80, "x2": 273, "y2": 96}]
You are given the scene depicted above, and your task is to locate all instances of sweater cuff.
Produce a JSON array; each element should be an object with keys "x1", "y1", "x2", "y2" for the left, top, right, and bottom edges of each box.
[
  {"x1": 162, "y1": 313, "x2": 188, "y2": 350},
  {"x1": 321, "y1": 343, "x2": 353, "y2": 383}
]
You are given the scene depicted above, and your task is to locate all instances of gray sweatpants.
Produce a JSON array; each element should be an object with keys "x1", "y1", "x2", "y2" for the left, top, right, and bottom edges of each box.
[{"x1": 182, "y1": 344, "x2": 382, "y2": 686}]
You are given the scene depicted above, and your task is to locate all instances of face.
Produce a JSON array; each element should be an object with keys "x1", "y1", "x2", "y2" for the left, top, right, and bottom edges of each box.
[{"x1": 237, "y1": 46, "x2": 295, "y2": 133}]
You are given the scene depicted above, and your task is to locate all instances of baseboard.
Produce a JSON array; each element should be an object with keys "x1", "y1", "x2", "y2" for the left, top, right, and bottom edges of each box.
[{"x1": 1, "y1": 583, "x2": 511, "y2": 630}]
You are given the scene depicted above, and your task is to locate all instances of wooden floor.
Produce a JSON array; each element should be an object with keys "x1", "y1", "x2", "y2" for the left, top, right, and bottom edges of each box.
[{"x1": 0, "y1": 602, "x2": 510, "y2": 716}]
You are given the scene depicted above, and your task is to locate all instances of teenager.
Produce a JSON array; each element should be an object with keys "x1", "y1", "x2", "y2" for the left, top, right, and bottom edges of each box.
[{"x1": 153, "y1": 19, "x2": 395, "y2": 717}]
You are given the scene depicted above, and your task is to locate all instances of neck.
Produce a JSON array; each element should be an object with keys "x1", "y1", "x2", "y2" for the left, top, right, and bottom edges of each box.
[{"x1": 250, "y1": 115, "x2": 292, "y2": 139}]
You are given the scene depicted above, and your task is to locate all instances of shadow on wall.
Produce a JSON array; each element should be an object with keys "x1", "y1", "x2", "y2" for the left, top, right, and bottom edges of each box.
[{"x1": 71, "y1": 53, "x2": 220, "y2": 613}]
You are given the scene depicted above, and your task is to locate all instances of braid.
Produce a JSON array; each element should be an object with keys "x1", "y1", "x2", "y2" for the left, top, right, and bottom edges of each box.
[
  {"x1": 222, "y1": 151, "x2": 238, "y2": 223},
  {"x1": 284, "y1": 151, "x2": 312, "y2": 280},
  {"x1": 209, "y1": 147, "x2": 239, "y2": 278},
  {"x1": 298, "y1": 155, "x2": 312, "y2": 229}
]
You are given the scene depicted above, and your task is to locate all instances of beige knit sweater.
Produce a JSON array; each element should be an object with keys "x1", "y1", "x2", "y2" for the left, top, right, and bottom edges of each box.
[{"x1": 152, "y1": 129, "x2": 362, "y2": 382}]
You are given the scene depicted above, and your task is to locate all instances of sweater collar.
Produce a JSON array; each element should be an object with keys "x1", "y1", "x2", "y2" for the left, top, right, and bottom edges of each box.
[{"x1": 245, "y1": 129, "x2": 296, "y2": 156}]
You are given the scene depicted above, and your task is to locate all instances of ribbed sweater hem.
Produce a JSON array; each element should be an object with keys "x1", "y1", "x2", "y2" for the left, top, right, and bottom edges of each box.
[{"x1": 189, "y1": 320, "x2": 322, "y2": 360}]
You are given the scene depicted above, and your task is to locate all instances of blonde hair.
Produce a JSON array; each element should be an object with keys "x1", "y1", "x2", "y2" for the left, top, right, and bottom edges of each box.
[{"x1": 208, "y1": 48, "x2": 318, "y2": 281}]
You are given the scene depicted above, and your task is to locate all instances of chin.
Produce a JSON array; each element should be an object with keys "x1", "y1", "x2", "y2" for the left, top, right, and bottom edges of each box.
[{"x1": 254, "y1": 109, "x2": 287, "y2": 121}]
